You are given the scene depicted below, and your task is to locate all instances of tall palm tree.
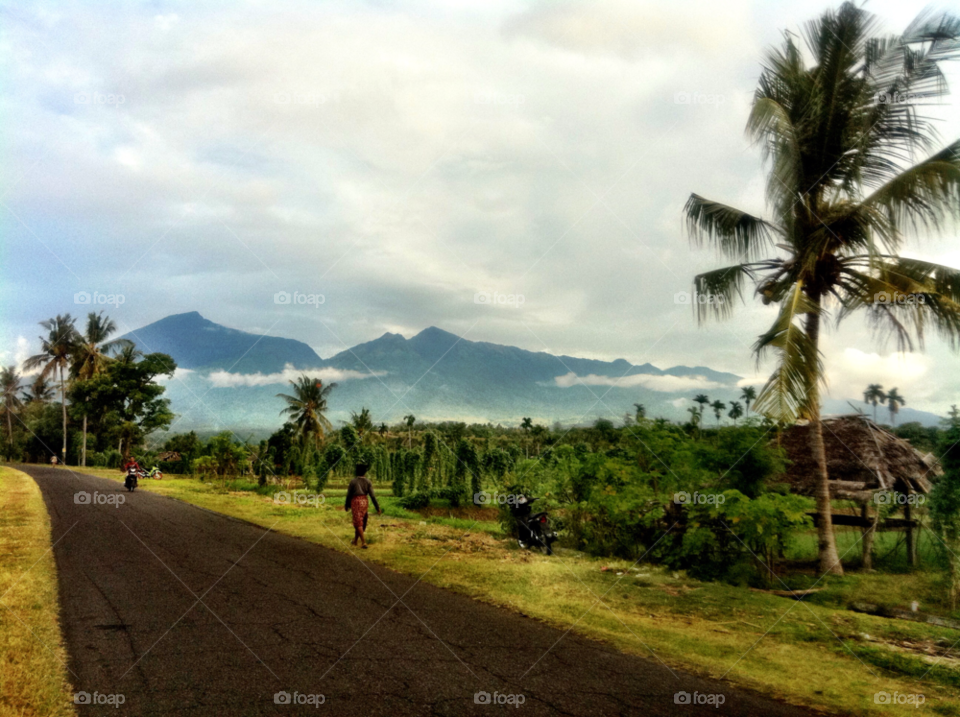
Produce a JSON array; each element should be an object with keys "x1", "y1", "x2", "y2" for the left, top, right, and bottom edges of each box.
[
  {"x1": 21, "y1": 375, "x2": 55, "y2": 404},
  {"x1": 728, "y1": 401, "x2": 744, "y2": 426},
  {"x1": 740, "y1": 386, "x2": 757, "y2": 413},
  {"x1": 403, "y1": 414, "x2": 416, "y2": 448},
  {"x1": 24, "y1": 315, "x2": 79, "y2": 463},
  {"x1": 1, "y1": 366, "x2": 23, "y2": 442},
  {"x1": 886, "y1": 387, "x2": 906, "y2": 425},
  {"x1": 710, "y1": 400, "x2": 726, "y2": 425},
  {"x1": 693, "y1": 394, "x2": 710, "y2": 419},
  {"x1": 685, "y1": 4, "x2": 960, "y2": 575},
  {"x1": 277, "y1": 377, "x2": 336, "y2": 447},
  {"x1": 863, "y1": 383, "x2": 887, "y2": 422},
  {"x1": 72, "y1": 312, "x2": 132, "y2": 466}
]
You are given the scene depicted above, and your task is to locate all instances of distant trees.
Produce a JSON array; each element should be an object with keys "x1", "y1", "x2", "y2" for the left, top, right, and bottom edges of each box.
[
  {"x1": 1, "y1": 366, "x2": 22, "y2": 442},
  {"x1": 728, "y1": 401, "x2": 744, "y2": 426},
  {"x1": 710, "y1": 400, "x2": 726, "y2": 426}
]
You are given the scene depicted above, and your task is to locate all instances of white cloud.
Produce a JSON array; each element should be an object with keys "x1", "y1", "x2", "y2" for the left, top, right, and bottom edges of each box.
[
  {"x1": 207, "y1": 364, "x2": 384, "y2": 388},
  {"x1": 553, "y1": 371, "x2": 724, "y2": 392}
]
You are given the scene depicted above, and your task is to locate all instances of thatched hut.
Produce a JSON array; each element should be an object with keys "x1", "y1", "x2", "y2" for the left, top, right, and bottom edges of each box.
[
  {"x1": 778, "y1": 414, "x2": 938, "y2": 501},
  {"x1": 777, "y1": 414, "x2": 940, "y2": 568}
]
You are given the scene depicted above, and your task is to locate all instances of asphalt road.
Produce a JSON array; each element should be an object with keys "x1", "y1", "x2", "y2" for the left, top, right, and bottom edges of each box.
[{"x1": 24, "y1": 465, "x2": 830, "y2": 716}]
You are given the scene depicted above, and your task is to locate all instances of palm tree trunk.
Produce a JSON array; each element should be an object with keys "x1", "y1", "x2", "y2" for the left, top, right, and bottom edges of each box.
[
  {"x1": 82, "y1": 414, "x2": 88, "y2": 467},
  {"x1": 60, "y1": 366, "x2": 68, "y2": 465},
  {"x1": 805, "y1": 303, "x2": 844, "y2": 576}
]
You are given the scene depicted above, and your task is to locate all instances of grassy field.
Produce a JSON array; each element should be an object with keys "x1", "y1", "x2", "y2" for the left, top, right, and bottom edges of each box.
[
  {"x1": 68, "y1": 467, "x2": 960, "y2": 716},
  {"x1": 0, "y1": 466, "x2": 75, "y2": 717}
]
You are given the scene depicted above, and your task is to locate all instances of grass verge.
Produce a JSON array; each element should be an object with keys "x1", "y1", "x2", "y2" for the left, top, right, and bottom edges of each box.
[
  {"x1": 0, "y1": 466, "x2": 75, "y2": 717},
  {"x1": 80, "y1": 468, "x2": 960, "y2": 716}
]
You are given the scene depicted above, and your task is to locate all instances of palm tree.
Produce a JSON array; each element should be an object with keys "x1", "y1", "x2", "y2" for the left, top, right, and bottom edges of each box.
[
  {"x1": 403, "y1": 414, "x2": 416, "y2": 448},
  {"x1": 728, "y1": 401, "x2": 744, "y2": 426},
  {"x1": 24, "y1": 315, "x2": 79, "y2": 463},
  {"x1": 633, "y1": 402, "x2": 646, "y2": 422},
  {"x1": 710, "y1": 400, "x2": 726, "y2": 425},
  {"x1": 1, "y1": 366, "x2": 23, "y2": 442},
  {"x1": 685, "y1": 4, "x2": 960, "y2": 575},
  {"x1": 886, "y1": 388, "x2": 906, "y2": 425},
  {"x1": 72, "y1": 312, "x2": 131, "y2": 466},
  {"x1": 693, "y1": 394, "x2": 710, "y2": 419},
  {"x1": 686, "y1": 406, "x2": 702, "y2": 427},
  {"x1": 277, "y1": 377, "x2": 336, "y2": 447},
  {"x1": 740, "y1": 386, "x2": 757, "y2": 413},
  {"x1": 863, "y1": 384, "x2": 887, "y2": 422},
  {"x1": 350, "y1": 407, "x2": 374, "y2": 442},
  {"x1": 378, "y1": 422, "x2": 388, "y2": 438},
  {"x1": 21, "y1": 375, "x2": 55, "y2": 404}
]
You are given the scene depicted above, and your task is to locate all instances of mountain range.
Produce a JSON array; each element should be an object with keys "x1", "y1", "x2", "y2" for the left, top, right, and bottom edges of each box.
[{"x1": 122, "y1": 312, "x2": 944, "y2": 433}]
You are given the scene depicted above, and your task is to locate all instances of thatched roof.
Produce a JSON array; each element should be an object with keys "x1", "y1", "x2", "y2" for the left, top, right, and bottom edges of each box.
[{"x1": 777, "y1": 415, "x2": 939, "y2": 501}]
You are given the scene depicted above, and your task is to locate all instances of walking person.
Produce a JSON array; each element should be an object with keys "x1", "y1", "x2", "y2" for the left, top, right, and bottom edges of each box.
[{"x1": 344, "y1": 464, "x2": 381, "y2": 548}]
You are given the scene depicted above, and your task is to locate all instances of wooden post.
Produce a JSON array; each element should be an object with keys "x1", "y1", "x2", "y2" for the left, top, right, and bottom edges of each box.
[
  {"x1": 861, "y1": 502, "x2": 876, "y2": 571},
  {"x1": 905, "y1": 500, "x2": 917, "y2": 568}
]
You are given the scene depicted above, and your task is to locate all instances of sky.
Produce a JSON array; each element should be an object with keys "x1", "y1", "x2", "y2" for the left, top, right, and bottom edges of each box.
[{"x1": 2, "y1": 0, "x2": 959, "y2": 417}]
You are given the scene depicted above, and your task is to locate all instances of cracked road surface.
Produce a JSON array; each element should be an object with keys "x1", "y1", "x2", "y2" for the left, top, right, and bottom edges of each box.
[{"x1": 25, "y1": 466, "x2": 828, "y2": 716}]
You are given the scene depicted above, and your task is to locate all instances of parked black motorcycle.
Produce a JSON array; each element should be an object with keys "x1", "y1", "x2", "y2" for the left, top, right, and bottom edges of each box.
[
  {"x1": 510, "y1": 496, "x2": 558, "y2": 555},
  {"x1": 124, "y1": 466, "x2": 139, "y2": 492}
]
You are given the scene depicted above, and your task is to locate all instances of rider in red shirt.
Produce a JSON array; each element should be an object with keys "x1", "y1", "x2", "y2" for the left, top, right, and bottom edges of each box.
[{"x1": 122, "y1": 456, "x2": 141, "y2": 486}]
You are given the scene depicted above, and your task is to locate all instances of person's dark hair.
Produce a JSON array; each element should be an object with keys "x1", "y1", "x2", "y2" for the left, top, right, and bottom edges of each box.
[{"x1": 354, "y1": 463, "x2": 370, "y2": 477}]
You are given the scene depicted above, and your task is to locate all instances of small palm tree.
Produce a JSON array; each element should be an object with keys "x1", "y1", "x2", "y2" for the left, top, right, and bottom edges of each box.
[
  {"x1": 24, "y1": 315, "x2": 79, "y2": 463},
  {"x1": 693, "y1": 394, "x2": 710, "y2": 419},
  {"x1": 277, "y1": 377, "x2": 336, "y2": 448},
  {"x1": 863, "y1": 384, "x2": 887, "y2": 422},
  {"x1": 633, "y1": 402, "x2": 646, "y2": 422},
  {"x1": 728, "y1": 401, "x2": 744, "y2": 426},
  {"x1": 886, "y1": 388, "x2": 906, "y2": 425},
  {"x1": 350, "y1": 407, "x2": 374, "y2": 442},
  {"x1": 1, "y1": 366, "x2": 23, "y2": 442},
  {"x1": 72, "y1": 312, "x2": 131, "y2": 466},
  {"x1": 685, "y1": 4, "x2": 960, "y2": 575},
  {"x1": 710, "y1": 400, "x2": 726, "y2": 425},
  {"x1": 740, "y1": 386, "x2": 757, "y2": 413},
  {"x1": 378, "y1": 422, "x2": 388, "y2": 438}
]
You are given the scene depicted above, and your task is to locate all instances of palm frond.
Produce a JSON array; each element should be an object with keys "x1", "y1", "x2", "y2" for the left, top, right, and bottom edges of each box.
[
  {"x1": 683, "y1": 194, "x2": 780, "y2": 261},
  {"x1": 691, "y1": 263, "x2": 762, "y2": 322},
  {"x1": 752, "y1": 282, "x2": 823, "y2": 422}
]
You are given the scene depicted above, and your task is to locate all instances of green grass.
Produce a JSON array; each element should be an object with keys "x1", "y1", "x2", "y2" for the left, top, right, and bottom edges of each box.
[
  {"x1": 75, "y1": 468, "x2": 960, "y2": 715},
  {"x1": 0, "y1": 467, "x2": 75, "y2": 717}
]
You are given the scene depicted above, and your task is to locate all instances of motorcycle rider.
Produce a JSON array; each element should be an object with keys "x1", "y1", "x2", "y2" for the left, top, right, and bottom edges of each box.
[{"x1": 121, "y1": 455, "x2": 141, "y2": 489}]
